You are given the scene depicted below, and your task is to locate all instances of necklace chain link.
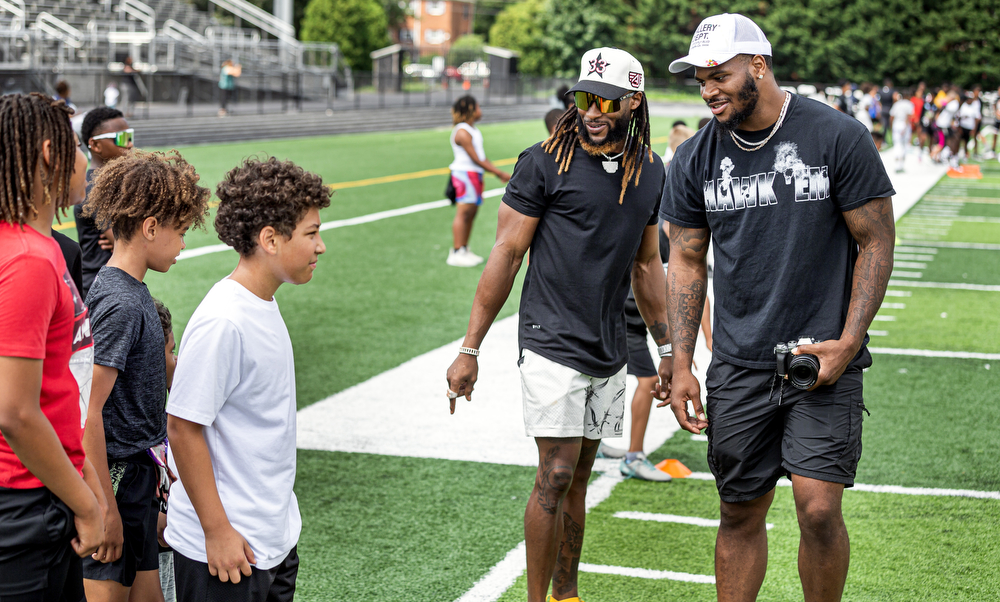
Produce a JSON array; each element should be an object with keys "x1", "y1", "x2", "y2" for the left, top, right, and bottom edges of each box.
[{"x1": 729, "y1": 92, "x2": 791, "y2": 152}]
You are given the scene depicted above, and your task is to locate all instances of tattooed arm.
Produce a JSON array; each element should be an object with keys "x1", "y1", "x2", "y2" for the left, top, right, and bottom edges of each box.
[
  {"x1": 445, "y1": 203, "x2": 539, "y2": 413},
  {"x1": 663, "y1": 222, "x2": 711, "y2": 434},
  {"x1": 793, "y1": 197, "x2": 895, "y2": 388},
  {"x1": 632, "y1": 223, "x2": 672, "y2": 400}
]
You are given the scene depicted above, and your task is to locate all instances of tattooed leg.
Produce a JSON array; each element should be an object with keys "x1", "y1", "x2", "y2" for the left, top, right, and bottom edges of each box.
[
  {"x1": 524, "y1": 437, "x2": 591, "y2": 602},
  {"x1": 551, "y1": 437, "x2": 599, "y2": 599}
]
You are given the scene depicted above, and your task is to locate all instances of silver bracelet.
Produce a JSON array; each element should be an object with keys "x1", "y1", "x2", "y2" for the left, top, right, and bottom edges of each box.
[
  {"x1": 459, "y1": 347, "x2": 480, "y2": 357},
  {"x1": 657, "y1": 344, "x2": 673, "y2": 358}
]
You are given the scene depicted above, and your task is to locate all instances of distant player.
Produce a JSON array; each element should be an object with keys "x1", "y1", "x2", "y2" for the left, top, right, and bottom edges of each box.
[
  {"x1": 81, "y1": 150, "x2": 210, "y2": 602},
  {"x1": 166, "y1": 157, "x2": 331, "y2": 602},
  {"x1": 664, "y1": 14, "x2": 895, "y2": 601},
  {"x1": 446, "y1": 48, "x2": 671, "y2": 602},
  {"x1": 0, "y1": 92, "x2": 104, "y2": 602},
  {"x1": 447, "y1": 95, "x2": 511, "y2": 267}
]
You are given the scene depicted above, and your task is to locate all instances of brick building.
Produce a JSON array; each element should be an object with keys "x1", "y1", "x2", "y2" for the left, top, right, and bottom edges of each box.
[{"x1": 398, "y1": 0, "x2": 476, "y2": 57}]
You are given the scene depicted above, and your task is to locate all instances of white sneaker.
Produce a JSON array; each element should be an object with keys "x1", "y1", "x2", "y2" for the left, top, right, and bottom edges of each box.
[
  {"x1": 446, "y1": 247, "x2": 483, "y2": 267},
  {"x1": 620, "y1": 454, "x2": 672, "y2": 482}
]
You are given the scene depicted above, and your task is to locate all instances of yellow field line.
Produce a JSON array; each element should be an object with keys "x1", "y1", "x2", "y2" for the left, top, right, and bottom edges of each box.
[{"x1": 53, "y1": 140, "x2": 670, "y2": 232}]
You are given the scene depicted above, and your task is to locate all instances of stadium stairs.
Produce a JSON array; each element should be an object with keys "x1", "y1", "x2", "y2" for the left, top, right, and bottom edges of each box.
[{"x1": 132, "y1": 103, "x2": 550, "y2": 146}]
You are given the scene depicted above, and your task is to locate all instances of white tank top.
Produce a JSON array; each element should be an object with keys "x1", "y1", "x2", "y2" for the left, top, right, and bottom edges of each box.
[{"x1": 449, "y1": 122, "x2": 485, "y2": 173}]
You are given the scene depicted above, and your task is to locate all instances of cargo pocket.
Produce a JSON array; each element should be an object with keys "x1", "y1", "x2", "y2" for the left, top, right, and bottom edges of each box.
[{"x1": 836, "y1": 394, "x2": 867, "y2": 474}]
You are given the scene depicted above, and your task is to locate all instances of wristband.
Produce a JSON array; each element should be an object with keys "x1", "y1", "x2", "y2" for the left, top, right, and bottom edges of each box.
[
  {"x1": 459, "y1": 347, "x2": 480, "y2": 357},
  {"x1": 657, "y1": 344, "x2": 672, "y2": 358}
]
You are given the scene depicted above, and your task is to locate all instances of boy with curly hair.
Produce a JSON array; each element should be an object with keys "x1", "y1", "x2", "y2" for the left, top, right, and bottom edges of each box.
[
  {"x1": 166, "y1": 157, "x2": 331, "y2": 602},
  {"x1": 81, "y1": 150, "x2": 210, "y2": 602}
]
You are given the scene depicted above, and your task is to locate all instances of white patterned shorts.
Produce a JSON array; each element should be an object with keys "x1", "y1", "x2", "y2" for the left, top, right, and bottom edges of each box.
[{"x1": 519, "y1": 348, "x2": 626, "y2": 439}]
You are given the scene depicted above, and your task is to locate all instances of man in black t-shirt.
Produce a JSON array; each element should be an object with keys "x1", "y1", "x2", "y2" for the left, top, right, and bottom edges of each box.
[
  {"x1": 446, "y1": 48, "x2": 671, "y2": 602},
  {"x1": 661, "y1": 14, "x2": 896, "y2": 602}
]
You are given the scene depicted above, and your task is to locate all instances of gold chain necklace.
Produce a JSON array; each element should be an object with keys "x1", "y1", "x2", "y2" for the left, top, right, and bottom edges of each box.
[{"x1": 729, "y1": 92, "x2": 791, "y2": 152}]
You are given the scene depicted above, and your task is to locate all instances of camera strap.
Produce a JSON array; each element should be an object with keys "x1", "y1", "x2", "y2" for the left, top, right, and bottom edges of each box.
[{"x1": 768, "y1": 373, "x2": 786, "y2": 406}]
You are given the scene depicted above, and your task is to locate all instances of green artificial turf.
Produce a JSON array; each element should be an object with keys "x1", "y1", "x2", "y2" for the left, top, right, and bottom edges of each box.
[
  {"x1": 960, "y1": 201, "x2": 1000, "y2": 218},
  {"x1": 496, "y1": 479, "x2": 1000, "y2": 601},
  {"x1": 915, "y1": 247, "x2": 1000, "y2": 285},
  {"x1": 872, "y1": 288, "x2": 1000, "y2": 354},
  {"x1": 294, "y1": 449, "x2": 534, "y2": 601}
]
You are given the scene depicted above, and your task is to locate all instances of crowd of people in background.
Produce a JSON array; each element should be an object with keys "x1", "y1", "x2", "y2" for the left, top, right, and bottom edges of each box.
[{"x1": 833, "y1": 78, "x2": 998, "y2": 172}]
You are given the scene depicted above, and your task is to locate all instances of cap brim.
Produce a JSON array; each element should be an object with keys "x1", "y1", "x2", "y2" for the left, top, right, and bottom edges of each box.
[
  {"x1": 567, "y1": 79, "x2": 631, "y2": 100},
  {"x1": 668, "y1": 52, "x2": 739, "y2": 74}
]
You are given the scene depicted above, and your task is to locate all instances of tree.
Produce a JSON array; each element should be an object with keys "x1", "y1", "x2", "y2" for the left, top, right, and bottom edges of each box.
[
  {"x1": 539, "y1": 0, "x2": 631, "y2": 77},
  {"x1": 489, "y1": 0, "x2": 549, "y2": 75},
  {"x1": 300, "y1": 0, "x2": 389, "y2": 71},
  {"x1": 449, "y1": 34, "x2": 485, "y2": 67}
]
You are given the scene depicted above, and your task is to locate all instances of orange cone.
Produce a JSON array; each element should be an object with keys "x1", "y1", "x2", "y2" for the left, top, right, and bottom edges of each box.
[
  {"x1": 947, "y1": 164, "x2": 982, "y2": 179},
  {"x1": 655, "y1": 459, "x2": 693, "y2": 478}
]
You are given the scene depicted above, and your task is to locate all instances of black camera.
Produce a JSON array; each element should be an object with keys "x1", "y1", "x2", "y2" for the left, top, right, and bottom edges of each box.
[{"x1": 773, "y1": 337, "x2": 822, "y2": 390}]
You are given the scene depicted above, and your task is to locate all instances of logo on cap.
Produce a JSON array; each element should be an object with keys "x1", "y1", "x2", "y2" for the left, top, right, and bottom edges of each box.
[
  {"x1": 628, "y1": 72, "x2": 642, "y2": 88},
  {"x1": 587, "y1": 53, "x2": 610, "y2": 78},
  {"x1": 706, "y1": 59, "x2": 719, "y2": 67}
]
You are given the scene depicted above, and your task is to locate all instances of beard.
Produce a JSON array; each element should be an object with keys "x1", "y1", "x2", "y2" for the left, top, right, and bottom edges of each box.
[
  {"x1": 714, "y1": 72, "x2": 760, "y2": 142},
  {"x1": 578, "y1": 107, "x2": 632, "y2": 156}
]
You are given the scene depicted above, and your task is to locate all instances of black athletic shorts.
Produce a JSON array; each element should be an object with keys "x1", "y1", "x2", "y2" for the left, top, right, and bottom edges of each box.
[
  {"x1": 0, "y1": 486, "x2": 84, "y2": 602},
  {"x1": 704, "y1": 358, "x2": 867, "y2": 503},
  {"x1": 82, "y1": 452, "x2": 159, "y2": 586},
  {"x1": 960, "y1": 127, "x2": 975, "y2": 145},
  {"x1": 624, "y1": 296, "x2": 657, "y2": 378},
  {"x1": 173, "y1": 546, "x2": 298, "y2": 602}
]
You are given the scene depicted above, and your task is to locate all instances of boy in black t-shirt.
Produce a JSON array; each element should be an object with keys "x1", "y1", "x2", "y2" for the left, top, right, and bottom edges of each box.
[
  {"x1": 81, "y1": 150, "x2": 209, "y2": 602},
  {"x1": 447, "y1": 49, "x2": 672, "y2": 602},
  {"x1": 662, "y1": 14, "x2": 896, "y2": 602}
]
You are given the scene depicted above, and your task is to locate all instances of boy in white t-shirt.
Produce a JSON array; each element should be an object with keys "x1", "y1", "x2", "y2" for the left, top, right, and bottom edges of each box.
[
  {"x1": 165, "y1": 157, "x2": 331, "y2": 602},
  {"x1": 889, "y1": 89, "x2": 914, "y2": 172}
]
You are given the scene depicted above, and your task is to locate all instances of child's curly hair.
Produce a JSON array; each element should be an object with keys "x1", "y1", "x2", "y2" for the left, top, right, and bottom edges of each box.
[
  {"x1": 83, "y1": 150, "x2": 210, "y2": 240},
  {"x1": 214, "y1": 157, "x2": 332, "y2": 256}
]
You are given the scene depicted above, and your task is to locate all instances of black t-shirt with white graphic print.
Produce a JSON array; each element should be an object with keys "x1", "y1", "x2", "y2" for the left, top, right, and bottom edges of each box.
[
  {"x1": 503, "y1": 141, "x2": 664, "y2": 378},
  {"x1": 660, "y1": 94, "x2": 895, "y2": 370}
]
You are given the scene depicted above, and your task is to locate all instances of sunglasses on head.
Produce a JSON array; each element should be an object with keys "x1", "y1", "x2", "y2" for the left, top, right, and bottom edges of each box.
[
  {"x1": 91, "y1": 128, "x2": 134, "y2": 147},
  {"x1": 574, "y1": 91, "x2": 635, "y2": 113}
]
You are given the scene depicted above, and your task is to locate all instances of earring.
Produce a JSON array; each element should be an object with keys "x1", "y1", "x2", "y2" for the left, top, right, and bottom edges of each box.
[{"x1": 758, "y1": 74, "x2": 764, "y2": 79}]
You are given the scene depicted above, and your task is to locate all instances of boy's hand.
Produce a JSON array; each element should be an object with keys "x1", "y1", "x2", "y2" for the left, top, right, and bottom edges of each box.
[
  {"x1": 93, "y1": 503, "x2": 124, "y2": 563},
  {"x1": 71, "y1": 502, "x2": 104, "y2": 558},
  {"x1": 206, "y1": 524, "x2": 256, "y2": 584},
  {"x1": 157, "y1": 511, "x2": 168, "y2": 548}
]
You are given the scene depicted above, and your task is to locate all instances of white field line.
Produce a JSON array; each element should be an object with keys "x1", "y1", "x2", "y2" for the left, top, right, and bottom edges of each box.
[
  {"x1": 895, "y1": 246, "x2": 938, "y2": 253},
  {"x1": 884, "y1": 290, "x2": 912, "y2": 297},
  {"x1": 869, "y1": 347, "x2": 1000, "y2": 360},
  {"x1": 881, "y1": 303, "x2": 906, "y2": 309},
  {"x1": 887, "y1": 280, "x2": 1000, "y2": 292},
  {"x1": 691, "y1": 434, "x2": 708, "y2": 442},
  {"x1": 686, "y1": 473, "x2": 1000, "y2": 499},
  {"x1": 614, "y1": 511, "x2": 774, "y2": 531},
  {"x1": 890, "y1": 271, "x2": 922, "y2": 278},
  {"x1": 898, "y1": 240, "x2": 1000, "y2": 251},
  {"x1": 579, "y1": 563, "x2": 715, "y2": 585},
  {"x1": 177, "y1": 189, "x2": 506, "y2": 261},
  {"x1": 454, "y1": 471, "x2": 625, "y2": 602},
  {"x1": 868, "y1": 330, "x2": 889, "y2": 336},
  {"x1": 893, "y1": 254, "x2": 935, "y2": 261},
  {"x1": 873, "y1": 315, "x2": 896, "y2": 321},
  {"x1": 893, "y1": 261, "x2": 927, "y2": 269}
]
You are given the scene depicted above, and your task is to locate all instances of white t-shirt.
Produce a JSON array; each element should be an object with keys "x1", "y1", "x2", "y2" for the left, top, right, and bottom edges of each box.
[
  {"x1": 890, "y1": 99, "x2": 914, "y2": 131},
  {"x1": 936, "y1": 99, "x2": 960, "y2": 129},
  {"x1": 165, "y1": 278, "x2": 301, "y2": 570},
  {"x1": 959, "y1": 100, "x2": 982, "y2": 130},
  {"x1": 449, "y1": 122, "x2": 485, "y2": 173}
]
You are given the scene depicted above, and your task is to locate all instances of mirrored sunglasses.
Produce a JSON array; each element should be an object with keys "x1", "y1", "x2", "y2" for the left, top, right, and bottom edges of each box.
[
  {"x1": 574, "y1": 92, "x2": 635, "y2": 113},
  {"x1": 91, "y1": 128, "x2": 134, "y2": 147}
]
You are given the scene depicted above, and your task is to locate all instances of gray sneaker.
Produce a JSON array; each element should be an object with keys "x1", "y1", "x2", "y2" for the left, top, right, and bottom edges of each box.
[
  {"x1": 596, "y1": 442, "x2": 627, "y2": 459},
  {"x1": 620, "y1": 456, "x2": 672, "y2": 482}
]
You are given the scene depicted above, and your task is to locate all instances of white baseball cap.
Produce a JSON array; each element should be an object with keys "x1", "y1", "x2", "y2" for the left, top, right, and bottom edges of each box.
[
  {"x1": 567, "y1": 47, "x2": 645, "y2": 100},
  {"x1": 668, "y1": 13, "x2": 771, "y2": 74}
]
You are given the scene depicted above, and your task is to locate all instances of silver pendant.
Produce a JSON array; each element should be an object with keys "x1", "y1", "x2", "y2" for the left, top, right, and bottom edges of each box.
[{"x1": 602, "y1": 161, "x2": 618, "y2": 174}]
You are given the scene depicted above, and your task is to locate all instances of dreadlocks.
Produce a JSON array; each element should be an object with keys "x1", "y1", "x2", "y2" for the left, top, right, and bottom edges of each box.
[
  {"x1": 0, "y1": 93, "x2": 77, "y2": 224},
  {"x1": 541, "y1": 95, "x2": 654, "y2": 205},
  {"x1": 451, "y1": 95, "x2": 478, "y2": 125}
]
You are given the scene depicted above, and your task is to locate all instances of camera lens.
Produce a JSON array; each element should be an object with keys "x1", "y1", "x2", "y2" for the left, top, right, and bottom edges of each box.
[{"x1": 788, "y1": 353, "x2": 820, "y2": 390}]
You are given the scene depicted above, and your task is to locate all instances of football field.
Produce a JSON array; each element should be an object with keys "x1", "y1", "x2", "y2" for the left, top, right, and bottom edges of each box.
[{"x1": 56, "y1": 119, "x2": 1000, "y2": 601}]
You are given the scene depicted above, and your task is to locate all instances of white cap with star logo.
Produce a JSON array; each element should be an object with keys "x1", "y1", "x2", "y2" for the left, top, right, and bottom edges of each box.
[{"x1": 567, "y1": 47, "x2": 645, "y2": 100}]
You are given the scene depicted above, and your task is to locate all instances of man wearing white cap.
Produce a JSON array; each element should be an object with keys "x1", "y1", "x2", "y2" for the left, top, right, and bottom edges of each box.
[
  {"x1": 659, "y1": 13, "x2": 897, "y2": 602},
  {"x1": 446, "y1": 47, "x2": 670, "y2": 602}
]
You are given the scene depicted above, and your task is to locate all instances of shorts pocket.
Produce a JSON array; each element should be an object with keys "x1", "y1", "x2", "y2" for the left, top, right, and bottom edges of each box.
[{"x1": 836, "y1": 394, "x2": 867, "y2": 474}]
